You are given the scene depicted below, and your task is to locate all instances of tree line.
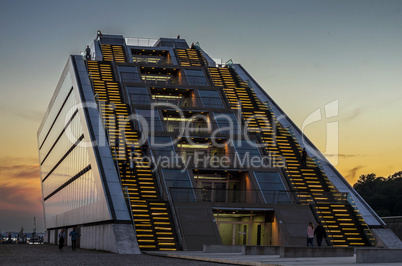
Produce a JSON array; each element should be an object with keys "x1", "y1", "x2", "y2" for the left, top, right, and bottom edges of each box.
[{"x1": 353, "y1": 171, "x2": 402, "y2": 217}]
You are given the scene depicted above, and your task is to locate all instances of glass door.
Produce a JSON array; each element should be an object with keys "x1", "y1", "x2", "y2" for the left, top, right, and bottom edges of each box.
[{"x1": 233, "y1": 223, "x2": 249, "y2": 245}]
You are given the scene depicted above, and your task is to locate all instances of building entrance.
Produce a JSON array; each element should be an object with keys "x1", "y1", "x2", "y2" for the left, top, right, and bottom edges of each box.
[{"x1": 213, "y1": 210, "x2": 274, "y2": 246}]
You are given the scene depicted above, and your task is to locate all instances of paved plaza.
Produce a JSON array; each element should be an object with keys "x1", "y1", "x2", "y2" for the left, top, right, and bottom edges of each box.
[
  {"x1": 1, "y1": 244, "x2": 402, "y2": 265},
  {"x1": 0, "y1": 244, "x2": 223, "y2": 265},
  {"x1": 147, "y1": 250, "x2": 402, "y2": 266}
]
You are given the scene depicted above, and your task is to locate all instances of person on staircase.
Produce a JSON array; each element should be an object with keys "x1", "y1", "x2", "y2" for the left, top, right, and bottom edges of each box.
[
  {"x1": 301, "y1": 148, "x2": 307, "y2": 167},
  {"x1": 85, "y1": 45, "x2": 91, "y2": 61},
  {"x1": 140, "y1": 142, "x2": 149, "y2": 157}
]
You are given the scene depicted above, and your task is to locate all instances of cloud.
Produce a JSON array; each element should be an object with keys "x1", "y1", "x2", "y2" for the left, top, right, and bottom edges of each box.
[
  {"x1": 0, "y1": 105, "x2": 43, "y2": 121},
  {"x1": 343, "y1": 108, "x2": 362, "y2": 123},
  {"x1": 0, "y1": 164, "x2": 39, "y2": 180},
  {"x1": 344, "y1": 165, "x2": 365, "y2": 182},
  {"x1": 324, "y1": 153, "x2": 360, "y2": 158},
  {"x1": 0, "y1": 160, "x2": 42, "y2": 210},
  {"x1": 0, "y1": 156, "x2": 43, "y2": 231}
]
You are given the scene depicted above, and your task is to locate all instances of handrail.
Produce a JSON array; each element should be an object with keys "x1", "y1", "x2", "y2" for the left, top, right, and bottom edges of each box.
[
  {"x1": 141, "y1": 75, "x2": 180, "y2": 85},
  {"x1": 231, "y1": 63, "x2": 385, "y2": 226},
  {"x1": 168, "y1": 188, "x2": 293, "y2": 204},
  {"x1": 122, "y1": 186, "x2": 136, "y2": 228},
  {"x1": 163, "y1": 120, "x2": 217, "y2": 134},
  {"x1": 167, "y1": 188, "x2": 352, "y2": 206},
  {"x1": 345, "y1": 193, "x2": 376, "y2": 246},
  {"x1": 149, "y1": 150, "x2": 284, "y2": 170},
  {"x1": 150, "y1": 95, "x2": 226, "y2": 109},
  {"x1": 311, "y1": 157, "x2": 325, "y2": 172},
  {"x1": 125, "y1": 37, "x2": 159, "y2": 47},
  {"x1": 93, "y1": 94, "x2": 113, "y2": 149},
  {"x1": 308, "y1": 203, "x2": 335, "y2": 245},
  {"x1": 132, "y1": 55, "x2": 173, "y2": 65}
]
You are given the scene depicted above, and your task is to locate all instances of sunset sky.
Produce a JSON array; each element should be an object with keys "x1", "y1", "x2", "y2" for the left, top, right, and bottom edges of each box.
[{"x1": 0, "y1": 0, "x2": 401, "y2": 232}]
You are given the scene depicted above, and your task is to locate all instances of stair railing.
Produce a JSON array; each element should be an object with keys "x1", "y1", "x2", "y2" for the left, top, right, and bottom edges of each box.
[
  {"x1": 122, "y1": 186, "x2": 136, "y2": 229},
  {"x1": 308, "y1": 202, "x2": 334, "y2": 245},
  {"x1": 145, "y1": 147, "x2": 184, "y2": 249},
  {"x1": 345, "y1": 193, "x2": 376, "y2": 246}
]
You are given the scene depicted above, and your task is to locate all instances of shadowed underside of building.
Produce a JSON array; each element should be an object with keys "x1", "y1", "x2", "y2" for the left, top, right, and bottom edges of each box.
[{"x1": 37, "y1": 33, "x2": 393, "y2": 253}]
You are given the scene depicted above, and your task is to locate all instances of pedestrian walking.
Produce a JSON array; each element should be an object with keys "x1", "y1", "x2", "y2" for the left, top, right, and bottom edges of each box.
[
  {"x1": 307, "y1": 222, "x2": 314, "y2": 246},
  {"x1": 58, "y1": 229, "x2": 65, "y2": 250},
  {"x1": 314, "y1": 221, "x2": 327, "y2": 246},
  {"x1": 69, "y1": 228, "x2": 80, "y2": 251}
]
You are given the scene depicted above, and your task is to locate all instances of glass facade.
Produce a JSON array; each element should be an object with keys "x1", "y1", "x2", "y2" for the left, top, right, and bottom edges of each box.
[
  {"x1": 254, "y1": 172, "x2": 289, "y2": 204},
  {"x1": 119, "y1": 66, "x2": 141, "y2": 83},
  {"x1": 135, "y1": 109, "x2": 163, "y2": 131},
  {"x1": 185, "y1": 69, "x2": 207, "y2": 86},
  {"x1": 38, "y1": 68, "x2": 110, "y2": 229},
  {"x1": 214, "y1": 113, "x2": 241, "y2": 135},
  {"x1": 127, "y1": 86, "x2": 150, "y2": 105},
  {"x1": 161, "y1": 169, "x2": 195, "y2": 201},
  {"x1": 37, "y1": 35, "x2": 377, "y2": 250},
  {"x1": 198, "y1": 90, "x2": 223, "y2": 108},
  {"x1": 38, "y1": 72, "x2": 73, "y2": 149}
]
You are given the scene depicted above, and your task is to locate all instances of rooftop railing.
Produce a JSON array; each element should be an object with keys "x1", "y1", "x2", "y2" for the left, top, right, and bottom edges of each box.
[
  {"x1": 169, "y1": 188, "x2": 296, "y2": 204},
  {"x1": 141, "y1": 75, "x2": 180, "y2": 85},
  {"x1": 164, "y1": 120, "x2": 216, "y2": 134},
  {"x1": 125, "y1": 37, "x2": 159, "y2": 47},
  {"x1": 152, "y1": 96, "x2": 198, "y2": 108},
  {"x1": 132, "y1": 55, "x2": 173, "y2": 65},
  {"x1": 151, "y1": 96, "x2": 225, "y2": 109}
]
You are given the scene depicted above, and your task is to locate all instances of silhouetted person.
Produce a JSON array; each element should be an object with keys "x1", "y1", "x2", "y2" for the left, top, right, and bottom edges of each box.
[
  {"x1": 58, "y1": 230, "x2": 65, "y2": 250},
  {"x1": 121, "y1": 160, "x2": 128, "y2": 178},
  {"x1": 190, "y1": 42, "x2": 195, "y2": 49},
  {"x1": 314, "y1": 221, "x2": 327, "y2": 246},
  {"x1": 177, "y1": 35, "x2": 180, "y2": 39},
  {"x1": 69, "y1": 228, "x2": 80, "y2": 251},
  {"x1": 85, "y1": 45, "x2": 91, "y2": 61},
  {"x1": 115, "y1": 137, "x2": 120, "y2": 155},
  {"x1": 140, "y1": 142, "x2": 149, "y2": 156},
  {"x1": 307, "y1": 222, "x2": 314, "y2": 246},
  {"x1": 301, "y1": 148, "x2": 307, "y2": 167},
  {"x1": 130, "y1": 156, "x2": 137, "y2": 173}
]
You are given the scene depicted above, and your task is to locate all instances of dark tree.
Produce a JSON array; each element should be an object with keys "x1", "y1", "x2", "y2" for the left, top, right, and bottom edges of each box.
[{"x1": 353, "y1": 172, "x2": 402, "y2": 217}]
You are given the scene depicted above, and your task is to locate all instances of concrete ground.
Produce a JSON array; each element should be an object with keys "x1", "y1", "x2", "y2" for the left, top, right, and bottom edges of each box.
[
  {"x1": 146, "y1": 250, "x2": 402, "y2": 266},
  {"x1": 0, "y1": 244, "x2": 223, "y2": 265},
  {"x1": 1, "y1": 244, "x2": 401, "y2": 266}
]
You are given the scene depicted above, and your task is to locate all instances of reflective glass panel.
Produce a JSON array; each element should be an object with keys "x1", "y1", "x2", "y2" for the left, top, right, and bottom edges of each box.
[
  {"x1": 199, "y1": 90, "x2": 223, "y2": 108},
  {"x1": 254, "y1": 172, "x2": 289, "y2": 204}
]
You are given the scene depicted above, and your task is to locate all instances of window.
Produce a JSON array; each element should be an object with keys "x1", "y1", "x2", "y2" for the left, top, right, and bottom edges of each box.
[
  {"x1": 254, "y1": 172, "x2": 289, "y2": 204},
  {"x1": 185, "y1": 69, "x2": 207, "y2": 86},
  {"x1": 214, "y1": 113, "x2": 241, "y2": 135},
  {"x1": 232, "y1": 140, "x2": 261, "y2": 158},
  {"x1": 162, "y1": 169, "x2": 195, "y2": 201},
  {"x1": 128, "y1": 87, "x2": 149, "y2": 105},
  {"x1": 119, "y1": 66, "x2": 140, "y2": 83},
  {"x1": 135, "y1": 109, "x2": 163, "y2": 132},
  {"x1": 198, "y1": 90, "x2": 223, "y2": 108},
  {"x1": 150, "y1": 136, "x2": 175, "y2": 157}
]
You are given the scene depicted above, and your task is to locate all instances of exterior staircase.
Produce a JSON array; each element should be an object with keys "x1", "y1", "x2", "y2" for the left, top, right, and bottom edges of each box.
[
  {"x1": 87, "y1": 60, "x2": 178, "y2": 251},
  {"x1": 207, "y1": 66, "x2": 374, "y2": 247}
]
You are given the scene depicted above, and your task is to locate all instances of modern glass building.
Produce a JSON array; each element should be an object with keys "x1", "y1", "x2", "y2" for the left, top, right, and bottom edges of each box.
[{"x1": 38, "y1": 33, "x2": 390, "y2": 253}]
